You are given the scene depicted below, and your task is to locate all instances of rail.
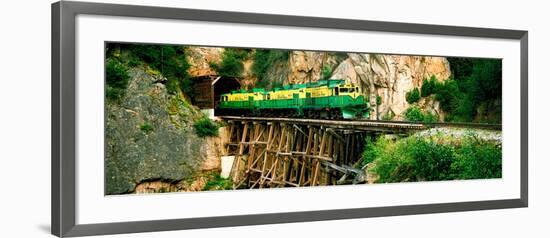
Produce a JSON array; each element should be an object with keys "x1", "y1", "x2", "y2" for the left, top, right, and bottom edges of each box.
[{"x1": 219, "y1": 116, "x2": 501, "y2": 131}]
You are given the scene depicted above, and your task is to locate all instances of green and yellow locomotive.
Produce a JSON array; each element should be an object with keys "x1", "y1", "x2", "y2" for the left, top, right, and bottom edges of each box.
[{"x1": 215, "y1": 79, "x2": 369, "y2": 119}]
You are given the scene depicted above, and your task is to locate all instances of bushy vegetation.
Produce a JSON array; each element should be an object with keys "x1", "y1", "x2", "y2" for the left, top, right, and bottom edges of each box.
[
  {"x1": 421, "y1": 78, "x2": 471, "y2": 122},
  {"x1": 382, "y1": 111, "x2": 395, "y2": 121},
  {"x1": 140, "y1": 123, "x2": 154, "y2": 134},
  {"x1": 193, "y1": 118, "x2": 220, "y2": 137},
  {"x1": 404, "y1": 106, "x2": 438, "y2": 123},
  {"x1": 421, "y1": 75, "x2": 438, "y2": 96},
  {"x1": 362, "y1": 134, "x2": 501, "y2": 183},
  {"x1": 434, "y1": 80, "x2": 461, "y2": 112},
  {"x1": 452, "y1": 139, "x2": 502, "y2": 179},
  {"x1": 105, "y1": 59, "x2": 130, "y2": 101},
  {"x1": 361, "y1": 136, "x2": 378, "y2": 165},
  {"x1": 415, "y1": 58, "x2": 502, "y2": 123},
  {"x1": 406, "y1": 88, "x2": 421, "y2": 104},
  {"x1": 251, "y1": 49, "x2": 290, "y2": 86},
  {"x1": 202, "y1": 172, "x2": 233, "y2": 191},
  {"x1": 210, "y1": 48, "x2": 249, "y2": 77},
  {"x1": 423, "y1": 112, "x2": 439, "y2": 123},
  {"x1": 404, "y1": 106, "x2": 425, "y2": 122},
  {"x1": 105, "y1": 43, "x2": 193, "y2": 96},
  {"x1": 321, "y1": 65, "x2": 332, "y2": 80}
]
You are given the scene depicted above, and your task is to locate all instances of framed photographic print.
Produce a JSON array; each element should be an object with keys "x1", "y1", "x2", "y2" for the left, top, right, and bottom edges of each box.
[{"x1": 52, "y1": 1, "x2": 528, "y2": 237}]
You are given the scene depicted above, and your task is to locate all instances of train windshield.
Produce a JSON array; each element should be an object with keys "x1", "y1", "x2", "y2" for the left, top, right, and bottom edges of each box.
[{"x1": 339, "y1": 87, "x2": 355, "y2": 93}]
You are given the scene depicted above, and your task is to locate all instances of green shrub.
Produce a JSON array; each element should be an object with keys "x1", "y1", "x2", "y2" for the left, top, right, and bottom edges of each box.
[
  {"x1": 452, "y1": 138, "x2": 502, "y2": 179},
  {"x1": 105, "y1": 59, "x2": 130, "y2": 100},
  {"x1": 382, "y1": 110, "x2": 395, "y2": 121},
  {"x1": 448, "y1": 58, "x2": 474, "y2": 79},
  {"x1": 423, "y1": 112, "x2": 439, "y2": 123},
  {"x1": 165, "y1": 77, "x2": 179, "y2": 95},
  {"x1": 127, "y1": 56, "x2": 141, "y2": 67},
  {"x1": 404, "y1": 106, "x2": 438, "y2": 123},
  {"x1": 365, "y1": 135, "x2": 501, "y2": 183},
  {"x1": 406, "y1": 88, "x2": 421, "y2": 104},
  {"x1": 376, "y1": 95, "x2": 382, "y2": 106},
  {"x1": 202, "y1": 173, "x2": 233, "y2": 190},
  {"x1": 210, "y1": 48, "x2": 249, "y2": 77},
  {"x1": 140, "y1": 123, "x2": 154, "y2": 134},
  {"x1": 421, "y1": 75, "x2": 438, "y2": 97},
  {"x1": 409, "y1": 140, "x2": 455, "y2": 181},
  {"x1": 193, "y1": 118, "x2": 220, "y2": 137},
  {"x1": 361, "y1": 136, "x2": 378, "y2": 165},
  {"x1": 453, "y1": 94, "x2": 476, "y2": 122},
  {"x1": 321, "y1": 65, "x2": 332, "y2": 80},
  {"x1": 421, "y1": 78, "x2": 431, "y2": 96},
  {"x1": 434, "y1": 80, "x2": 461, "y2": 113},
  {"x1": 404, "y1": 106, "x2": 424, "y2": 122},
  {"x1": 365, "y1": 137, "x2": 415, "y2": 183}
]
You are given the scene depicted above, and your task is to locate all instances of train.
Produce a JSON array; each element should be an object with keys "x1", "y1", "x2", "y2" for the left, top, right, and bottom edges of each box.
[{"x1": 215, "y1": 79, "x2": 369, "y2": 119}]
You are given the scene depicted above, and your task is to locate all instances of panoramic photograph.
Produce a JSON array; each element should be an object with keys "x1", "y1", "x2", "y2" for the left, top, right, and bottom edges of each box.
[{"x1": 104, "y1": 42, "x2": 502, "y2": 195}]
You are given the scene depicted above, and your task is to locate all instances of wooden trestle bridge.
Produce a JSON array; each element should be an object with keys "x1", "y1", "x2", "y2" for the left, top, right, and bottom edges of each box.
[
  {"x1": 221, "y1": 116, "x2": 428, "y2": 189},
  {"x1": 221, "y1": 116, "x2": 501, "y2": 189}
]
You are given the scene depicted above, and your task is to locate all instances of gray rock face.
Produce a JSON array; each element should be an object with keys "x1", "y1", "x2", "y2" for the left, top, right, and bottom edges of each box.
[
  {"x1": 286, "y1": 51, "x2": 346, "y2": 85},
  {"x1": 332, "y1": 54, "x2": 451, "y2": 120},
  {"x1": 105, "y1": 67, "x2": 204, "y2": 194}
]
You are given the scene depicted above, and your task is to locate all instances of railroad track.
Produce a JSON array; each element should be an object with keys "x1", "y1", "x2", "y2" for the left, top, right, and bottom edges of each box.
[
  {"x1": 219, "y1": 116, "x2": 501, "y2": 131},
  {"x1": 355, "y1": 119, "x2": 502, "y2": 130}
]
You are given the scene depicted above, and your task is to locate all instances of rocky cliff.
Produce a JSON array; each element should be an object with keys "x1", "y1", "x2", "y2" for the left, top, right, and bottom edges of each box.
[
  {"x1": 187, "y1": 47, "x2": 224, "y2": 76},
  {"x1": 332, "y1": 54, "x2": 450, "y2": 120},
  {"x1": 105, "y1": 65, "x2": 217, "y2": 194}
]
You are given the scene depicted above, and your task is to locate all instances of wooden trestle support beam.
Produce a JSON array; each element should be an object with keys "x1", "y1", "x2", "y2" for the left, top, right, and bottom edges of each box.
[{"x1": 225, "y1": 120, "x2": 369, "y2": 189}]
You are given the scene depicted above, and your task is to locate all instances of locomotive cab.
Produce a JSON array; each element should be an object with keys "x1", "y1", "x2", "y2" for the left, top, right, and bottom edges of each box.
[
  {"x1": 335, "y1": 84, "x2": 361, "y2": 99},
  {"x1": 333, "y1": 83, "x2": 367, "y2": 119}
]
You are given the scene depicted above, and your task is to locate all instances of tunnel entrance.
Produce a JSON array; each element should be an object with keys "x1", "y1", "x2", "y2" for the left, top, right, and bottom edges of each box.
[{"x1": 192, "y1": 75, "x2": 241, "y2": 109}]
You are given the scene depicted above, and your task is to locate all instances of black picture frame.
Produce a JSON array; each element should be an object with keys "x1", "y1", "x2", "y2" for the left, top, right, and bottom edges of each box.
[{"x1": 51, "y1": 1, "x2": 528, "y2": 237}]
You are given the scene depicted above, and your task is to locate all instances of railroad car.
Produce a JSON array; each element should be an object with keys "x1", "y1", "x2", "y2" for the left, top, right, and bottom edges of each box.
[{"x1": 215, "y1": 79, "x2": 369, "y2": 119}]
